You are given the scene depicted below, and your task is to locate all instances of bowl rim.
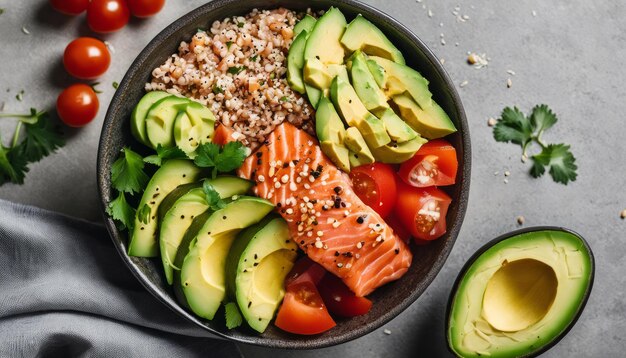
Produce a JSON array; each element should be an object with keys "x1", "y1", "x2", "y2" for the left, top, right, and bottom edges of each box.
[
  {"x1": 444, "y1": 226, "x2": 595, "y2": 358},
  {"x1": 97, "y1": 0, "x2": 471, "y2": 349}
]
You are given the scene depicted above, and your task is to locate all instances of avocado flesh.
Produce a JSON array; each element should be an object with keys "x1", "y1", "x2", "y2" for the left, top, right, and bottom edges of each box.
[
  {"x1": 178, "y1": 197, "x2": 274, "y2": 320},
  {"x1": 128, "y1": 159, "x2": 202, "y2": 257},
  {"x1": 379, "y1": 108, "x2": 418, "y2": 143},
  {"x1": 316, "y1": 96, "x2": 346, "y2": 144},
  {"x1": 350, "y1": 51, "x2": 389, "y2": 117},
  {"x1": 448, "y1": 230, "x2": 593, "y2": 358},
  {"x1": 173, "y1": 112, "x2": 200, "y2": 158},
  {"x1": 226, "y1": 216, "x2": 298, "y2": 333},
  {"x1": 185, "y1": 101, "x2": 216, "y2": 142},
  {"x1": 287, "y1": 30, "x2": 310, "y2": 94},
  {"x1": 369, "y1": 56, "x2": 432, "y2": 108},
  {"x1": 303, "y1": 7, "x2": 347, "y2": 66},
  {"x1": 392, "y1": 93, "x2": 456, "y2": 139},
  {"x1": 344, "y1": 127, "x2": 375, "y2": 163},
  {"x1": 348, "y1": 151, "x2": 374, "y2": 168},
  {"x1": 366, "y1": 59, "x2": 387, "y2": 88},
  {"x1": 341, "y1": 15, "x2": 405, "y2": 65},
  {"x1": 145, "y1": 96, "x2": 191, "y2": 149},
  {"x1": 160, "y1": 176, "x2": 252, "y2": 285},
  {"x1": 320, "y1": 141, "x2": 350, "y2": 173},
  {"x1": 370, "y1": 135, "x2": 427, "y2": 164},
  {"x1": 131, "y1": 91, "x2": 170, "y2": 146},
  {"x1": 330, "y1": 76, "x2": 390, "y2": 149},
  {"x1": 293, "y1": 14, "x2": 316, "y2": 37}
]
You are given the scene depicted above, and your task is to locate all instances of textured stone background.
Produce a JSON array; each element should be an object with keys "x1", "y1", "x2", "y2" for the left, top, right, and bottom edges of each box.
[{"x1": 1, "y1": 0, "x2": 624, "y2": 356}]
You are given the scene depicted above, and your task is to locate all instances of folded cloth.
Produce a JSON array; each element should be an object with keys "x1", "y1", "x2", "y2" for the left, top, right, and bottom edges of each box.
[{"x1": 0, "y1": 199, "x2": 241, "y2": 358}]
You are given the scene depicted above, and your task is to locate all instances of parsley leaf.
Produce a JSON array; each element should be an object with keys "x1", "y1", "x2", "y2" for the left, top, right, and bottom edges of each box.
[
  {"x1": 531, "y1": 144, "x2": 577, "y2": 184},
  {"x1": 194, "y1": 143, "x2": 220, "y2": 168},
  {"x1": 493, "y1": 106, "x2": 533, "y2": 147},
  {"x1": 203, "y1": 180, "x2": 227, "y2": 211},
  {"x1": 226, "y1": 41, "x2": 233, "y2": 49},
  {"x1": 530, "y1": 104, "x2": 557, "y2": 134},
  {"x1": 137, "y1": 203, "x2": 152, "y2": 225},
  {"x1": 0, "y1": 142, "x2": 28, "y2": 185},
  {"x1": 212, "y1": 85, "x2": 224, "y2": 94},
  {"x1": 237, "y1": 22, "x2": 245, "y2": 28},
  {"x1": 250, "y1": 54, "x2": 258, "y2": 62},
  {"x1": 144, "y1": 144, "x2": 188, "y2": 166},
  {"x1": 216, "y1": 141, "x2": 248, "y2": 173},
  {"x1": 224, "y1": 302, "x2": 243, "y2": 329},
  {"x1": 227, "y1": 66, "x2": 245, "y2": 75},
  {"x1": 17, "y1": 110, "x2": 65, "y2": 163},
  {"x1": 111, "y1": 147, "x2": 149, "y2": 194},
  {"x1": 106, "y1": 192, "x2": 136, "y2": 230}
]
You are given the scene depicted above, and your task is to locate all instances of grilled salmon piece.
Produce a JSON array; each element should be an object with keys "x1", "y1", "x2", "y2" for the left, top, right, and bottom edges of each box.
[{"x1": 238, "y1": 123, "x2": 412, "y2": 297}]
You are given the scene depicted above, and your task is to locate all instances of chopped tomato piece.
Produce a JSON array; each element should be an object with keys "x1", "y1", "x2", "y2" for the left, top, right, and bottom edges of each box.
[
  {"x1": 212, "y1": 124, "x2": 236, "y2": 146},
  {"x1": 395, "y1": 181, "x2": 451, "y2": 241},
  {"x1": 275, "y1": 261, "x2": 336, "y2": 335},
  {"x1": 350, "y1": 163, "x2": 397, "y2": 218},
  {"x1": 318, "y1": 274, "x2": 372, "y2": 317},
  {"x1": 284, "y1": 257, "x2": 326, "y2": 288},
  {"x1": 398, "y1": 139, "x2": 458, "y2": 187}
]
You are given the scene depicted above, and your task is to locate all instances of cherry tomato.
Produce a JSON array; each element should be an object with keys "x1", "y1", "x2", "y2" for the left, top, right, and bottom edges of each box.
[
  {"x1": 349, "y1": 163, "x2": 397, "y2": 218},
  {"x1": 318, "y1": 274, "x2": 372, "y2": 317},
  {"x1": 284, "y1": 257, "x2": 326, "y2": 288},
  {"x1": 212, "y1": 124, "x2": 236, "y2": 146},
  {"x1": 275, "y1": 262, "x2": 336, "y2": 335},
  {"x1": 50, "y1": 0, "x2": 89, "y2": 15},
  {"x1": 385, "y1": 215, "x2": 411, "y2": 244},
  {"x1": 63, "y1": 38, "x2": 111, "y2": 80},
  {"x1": 87, "y1": 0, "x2": 130, "y2": 33},
  {"x1": 56, "y1": 84, "x2": 99, "y2": 127},
  {"x1": 394, "y1": 181, "x2": 451, "y2": 241},
  {"x1": 399, "y1": 139, "x2": 458, "y2": 188},
  {"x1": 128, "y1": 0, "x2": 165, "y2": 18}
]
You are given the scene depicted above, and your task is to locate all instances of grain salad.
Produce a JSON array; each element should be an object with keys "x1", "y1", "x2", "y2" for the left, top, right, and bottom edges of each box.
[{"x1": 147, "y1": 8, "x2": 315, "y2": 150}]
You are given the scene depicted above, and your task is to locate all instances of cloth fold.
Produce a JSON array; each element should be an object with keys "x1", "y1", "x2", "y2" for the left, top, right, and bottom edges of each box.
[{"x1": 0, "y1": 199, "x2": 241, "y2": 357}]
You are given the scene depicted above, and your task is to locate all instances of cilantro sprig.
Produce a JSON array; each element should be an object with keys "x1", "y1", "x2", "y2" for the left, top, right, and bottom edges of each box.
[
  {"x1": 194, "y1": 141, "x2": 247, "y2": 178},
  {"x1": 203, "y1": 180, "x2": 227, "y2": 211},
  {"x1": 107, "y1": 147, "x2": 150, "y2": 230},
  {"x1": 493, "y1": 105, "x2": 577, "y2": 184},
  {"x1": 224, "y1": 302, "x2": 243, "y2": 329},
  {"x1": 143, "y1": 144, "x2": 188, "y2": 166},
  {"x1": 0, "y1": 109, "x2": 65, "y2": 185}
]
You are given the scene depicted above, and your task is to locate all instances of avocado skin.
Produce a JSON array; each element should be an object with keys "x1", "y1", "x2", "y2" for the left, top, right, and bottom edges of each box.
[{"x1": 446, "y1": 227, "x2": 595, "y2": 358}]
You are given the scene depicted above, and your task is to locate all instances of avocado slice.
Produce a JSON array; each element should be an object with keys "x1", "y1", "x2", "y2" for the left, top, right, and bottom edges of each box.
[
  {"x1": 159, "y1": 176, "x2": 252, "y2": 285},
  {"x1": 185, "y1": 101, "x2": 216, "y2": 141},
  {"x1": 287, "y1": 30, "x2": 310, "y2": 94},
  {"x1": 293, "y1": 14, "x2": 316, "y2": 37},
  {"x1": 226, "y1": 215, "x2": 298, "y2": 333},
  {"x1": 344, "y1": 127, "x2": 375, "y2": 163},
  {"x1": 366, "y1": 58, "x2": 387, "y2": 88},
  {"x1": 145, "y1": 95, "x2": 191, "y2": 149},
  {"x1": 392, "y1": 93, "x2": 456, "y2": 139},
  {"x1": 350, "y1": 51, "x2": 389, "y2": 116},
  {"x1": 177, "y1": 197, "x2": 275, "y2": 320},
  {"x1": 369, "y1": 55, "x2": 432, "y2": 108},
  {"x1": 173, "y1": 112, "x2": 200, "y2": 158},
  {"x1": 348, "y1": 151, "x2": 374, "y2": 168},
  {"x1": 370, "y1": 135, "x2": 427, "y2": 164},
  {"x1": 378, "y1": 108, "x2": 418, "y2": 143},
  {"x1": 447, "y1": 229, "x2": 594, "y2": 358},
  {"x1": 320, "y1": 141, "x2": 350, "y2": 173},
  {"x1": 131, "y1": 91, "x2": 170, "y2": 146},
  {"x1": 303, "y1": 7, "x2": 347, "y2": 66},
  {"x1": 341, "y1": 15, "x2": 405, "y2": 65},
  {"x1": 315, "y1": 96, "x2": 346, "y2": 144},
  {"x1": 330, "y1": 76, "x2": 390, "y2": 148},
  {"x1": 128, "y1": 159, "x2": 202, "y2": 257},
  {"x1": 305, "y1": 84, "x2": 323, "y2": 108}
]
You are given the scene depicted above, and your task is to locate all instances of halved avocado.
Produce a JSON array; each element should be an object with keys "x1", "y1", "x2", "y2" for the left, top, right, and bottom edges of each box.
[
  {"x1": 447, "y1": 228, "x2": 594, "y2": 358},
  {"x1": 128, "y1": 159, "x2": 202, "y2": 257},
  {"x1": 226, "y1": 215, "x2": 298, "y2": 333},
  {"x1": 177, "y1": 197, "x2": 274, "y2": 320},
  {"x1": 341, "y1": 14, "x2": 405, "y2": 64},
  {"x1": 131, "y1": 91, "x2": 170, "y2": 146},
  {"x1": 159, "y1": 176, "x2": 252, "y2": 285},
  {"x1": 145, "y1": 96, "x2": 191, "y2": 149}
]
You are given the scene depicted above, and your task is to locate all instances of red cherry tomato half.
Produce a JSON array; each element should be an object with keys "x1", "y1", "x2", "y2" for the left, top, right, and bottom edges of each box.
[
  {"x1": 349, "y1": 163, "x2": 397, "y2": 218},
  {"x1": 50, "y1": 0, "x2": 89, "y2": 15},
  {"x1": 87, "y1": 0, "x2": 130, "y2": 33},
  {"x1": 385, "y1": 214, "x2": 412, "y2": 244},
  {"x1": 394, "y1": 181, "x2": 451, "y2": 241},
  {"x1": 275, "y1": 274, "x2": 336, "y2": 335},
  {"x1": 56, "y1": 84, "x2": 99, "y2": 127},
  {"x1": 284, "y1": 257, "x2": 326, "y2": 288},
  {"x1": 127, "y1": 0, "x2": 165, "y2": 18},
  {"x1": 318, "y1": 274, "x2": 372, "y2": 317},
  {"x1": 398, "y1": 139, "x2": 458, "y2": 188},
  {"x1": 63, "y1": 38, "x2": 111, "y2": 80}
]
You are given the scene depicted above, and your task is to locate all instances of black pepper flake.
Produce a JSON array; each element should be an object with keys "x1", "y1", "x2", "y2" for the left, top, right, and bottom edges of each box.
[
  {"x1": 243, "y1": 269, "x2": 247, "y2": 273},
  {"x1": 257, "y1": 158, "x2": 262, "y2": 165},
  {"x1": 248, "y1": 302, "x2": 252, "y2": 308},
  {"x1": 356, "y1": 216, "x2": 365, "y2": 224},
  {"x1": 255, "y1": 152, "x2": 263, "y2": 158},
  {"x1": 222, "y1": 216, "x2": 227, "y2": 219},
  {"x1": 208, "y1": 231, "x2": 211, "y2": 235},
  {"x1": 285, "y1": 240, "x2": 290, "y2": 243},
  {"x1": 182, "y1": 174, "x2": 186, "y2": 178},
  {"x1": 310, "y1": 199, "x2": 317, "y2": 204},
  {"x1": 334, "y1": 251, "x2": 340, "y2": 256},
  {"x1": 152, "y1": 193, "x2": 160, "y2": 199},
  {"x1": 349, "y1": 99, "x2": 352, "y2": 104},
  {"x1": 282, "y1": 162, "x2": 289, "y2": 169},
  {"x1": 395, "y1": 249, "x2": 400, "y2": 254},
  {"x1": 341, "y1": 202, "x2": 347, "y2": 208},
  {"x1": 300, "y1": 240, "x2": 305, "y2": 245},
  {"x1": 277, "y1": 202, "x2": 282, "y2": 208},
  {"x1": 149, "y1": 201, "x2": 155, "y2": 205},
  {"x1": 312, "y1": 220, "x2": 318, "y2": 225},
  {"x1": 343, "y1": 252, "x2": 353, "y2": 258},
  {"x1": 333, "y1": 186, "x2": 342, "y2": 194},
  {"x1": 180, "y1": 215, "x2": 185, "y2": 219},
  {"x1": 315, "y1": 55, "x2": 320, "y2": 60},
  {"x1": 253, "y1": 263, "x2": 259, "y2": 267},
  {"x1": 292, "y1": 159, "x2": 300, "y2": 165},
  {"x1": 254, "y1": 254, "x2": 258, "y2": 260},
  {"x1": 140, "y1": 227, "x2": 145, "y2": 230}
]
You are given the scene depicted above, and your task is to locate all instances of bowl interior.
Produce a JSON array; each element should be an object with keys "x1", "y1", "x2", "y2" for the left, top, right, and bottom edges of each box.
[{"x1": 97, "y1": 0, "x2": 470, "y2": 349}]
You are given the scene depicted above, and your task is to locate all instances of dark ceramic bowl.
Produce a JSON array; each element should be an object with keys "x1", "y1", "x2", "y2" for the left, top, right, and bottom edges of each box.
[
  {"x1": 97, "y1": 0, "x2": 470, "y2": 349},
  {"x1": 445, "y1": 227, "x2": 595, "y2": 357}
]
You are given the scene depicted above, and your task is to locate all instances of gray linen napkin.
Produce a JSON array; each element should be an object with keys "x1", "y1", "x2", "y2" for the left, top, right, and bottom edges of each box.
[{"x1": 0, "y1": 199, "x2": 241, "y2": 358}]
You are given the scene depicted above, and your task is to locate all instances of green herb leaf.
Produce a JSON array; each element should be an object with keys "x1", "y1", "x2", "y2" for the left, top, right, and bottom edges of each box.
[
  {"x1": 0, "y1": 8, "x2": 5, "y2": 15},
  {"x1": 250, "y1": 54, "x2": 258, "y2": 62},
  {"x1": 224, "y1": 302, "x2": 243, "y2": 329},
  {"x1": 531, "y1": 144, "x2": 577, "y2": 184},
  {"x1": 17, "y1": 111, "x2": 65, "y2": 163},
  {"x1": 279, "y1": 96, "x2": 290, "y2": 102},
  {"x1": 144, "y1": 144, "x2": 189, "y2": 166},
  {"x1": 203, "y1": 180, "x2": 227, "y2": 211},
  {"x1": 111, "y1": 147, "x2": 149, "y2": 194},
  {"x1": 215, "y1": 141, "x2": 247, "y2": 173},
  {"x1": 212, "y1": 85, "x2": 224, "y2": 94},
  {"x1": 112, "y1": 81, "x2": 119, "y2": 89},
  {"x1": 106, "y1": 192, "x2": 136, "y2": 230},
  {"x1": 493, "y1": 106, "x2": 533, "y2": 147},
  {"x1": 530, "y1": 104, "x2": 558, "y2": 135},
  {"x1": 194, "y1": 142, "x2": 220, "y2": 168},
  {"x1": 226, "y1": 41, "x2": 233, "y2": 49},
  {"x1": 15, "y1": 90, "x2": 24, "y2": 102},
  {"x1": 137, "y1": 203, "x2": 151, "y2": 225},
  {"x1": 227, "y1": 66, "x2": 246, "y2": 75},
  {"x1": 237, "y1": 22, "x2": 245, "y2": 28},
  {"x1": 0, "y1": 142, "x2": 28, "y2": 185}
]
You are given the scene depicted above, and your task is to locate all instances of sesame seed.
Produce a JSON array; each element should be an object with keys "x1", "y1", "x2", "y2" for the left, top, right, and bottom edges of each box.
[
  {"x1": 286, "y1": 208, "x2": 294, "y2": 214},
  {"x1": 384, "y1": 329, "x2": 391, "y2": 335},
  {"x1": 314, "y1": 241, "x2": 323, "y2": 248},
  {"x1": 281, "y1": 174, "x2": 289, "y2": 183},
  {"x1": 317, "y1": 231, "x2": 324, "y2": 237},
  {"x1": 274, "y1": 182, "x2": 281, "y2": 189},
  {"x1": 337, "y1": 263, "x2": 344, "y2": 268},
  {"x1": 356, "y1": 242, "x2": 363, "y2": 249},
  {"x1": 258, "y1": 175, "x2": 265, "y2": 183}
]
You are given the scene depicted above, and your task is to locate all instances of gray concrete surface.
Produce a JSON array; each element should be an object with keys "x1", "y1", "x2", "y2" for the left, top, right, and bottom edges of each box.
[{"x1": 1, "y1": 0, "x2": 624, "y2": 356}]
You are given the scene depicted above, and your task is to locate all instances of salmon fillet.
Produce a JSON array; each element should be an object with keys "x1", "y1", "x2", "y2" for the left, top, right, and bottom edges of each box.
[{"x1": 238, "y1": 123, "x2": 412, "y2": 297}]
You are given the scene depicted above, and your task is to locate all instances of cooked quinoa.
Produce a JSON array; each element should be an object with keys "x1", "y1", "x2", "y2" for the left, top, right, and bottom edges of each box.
[{"x1": 147, "y1": 8, "x2": 315, "y2": 150}]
